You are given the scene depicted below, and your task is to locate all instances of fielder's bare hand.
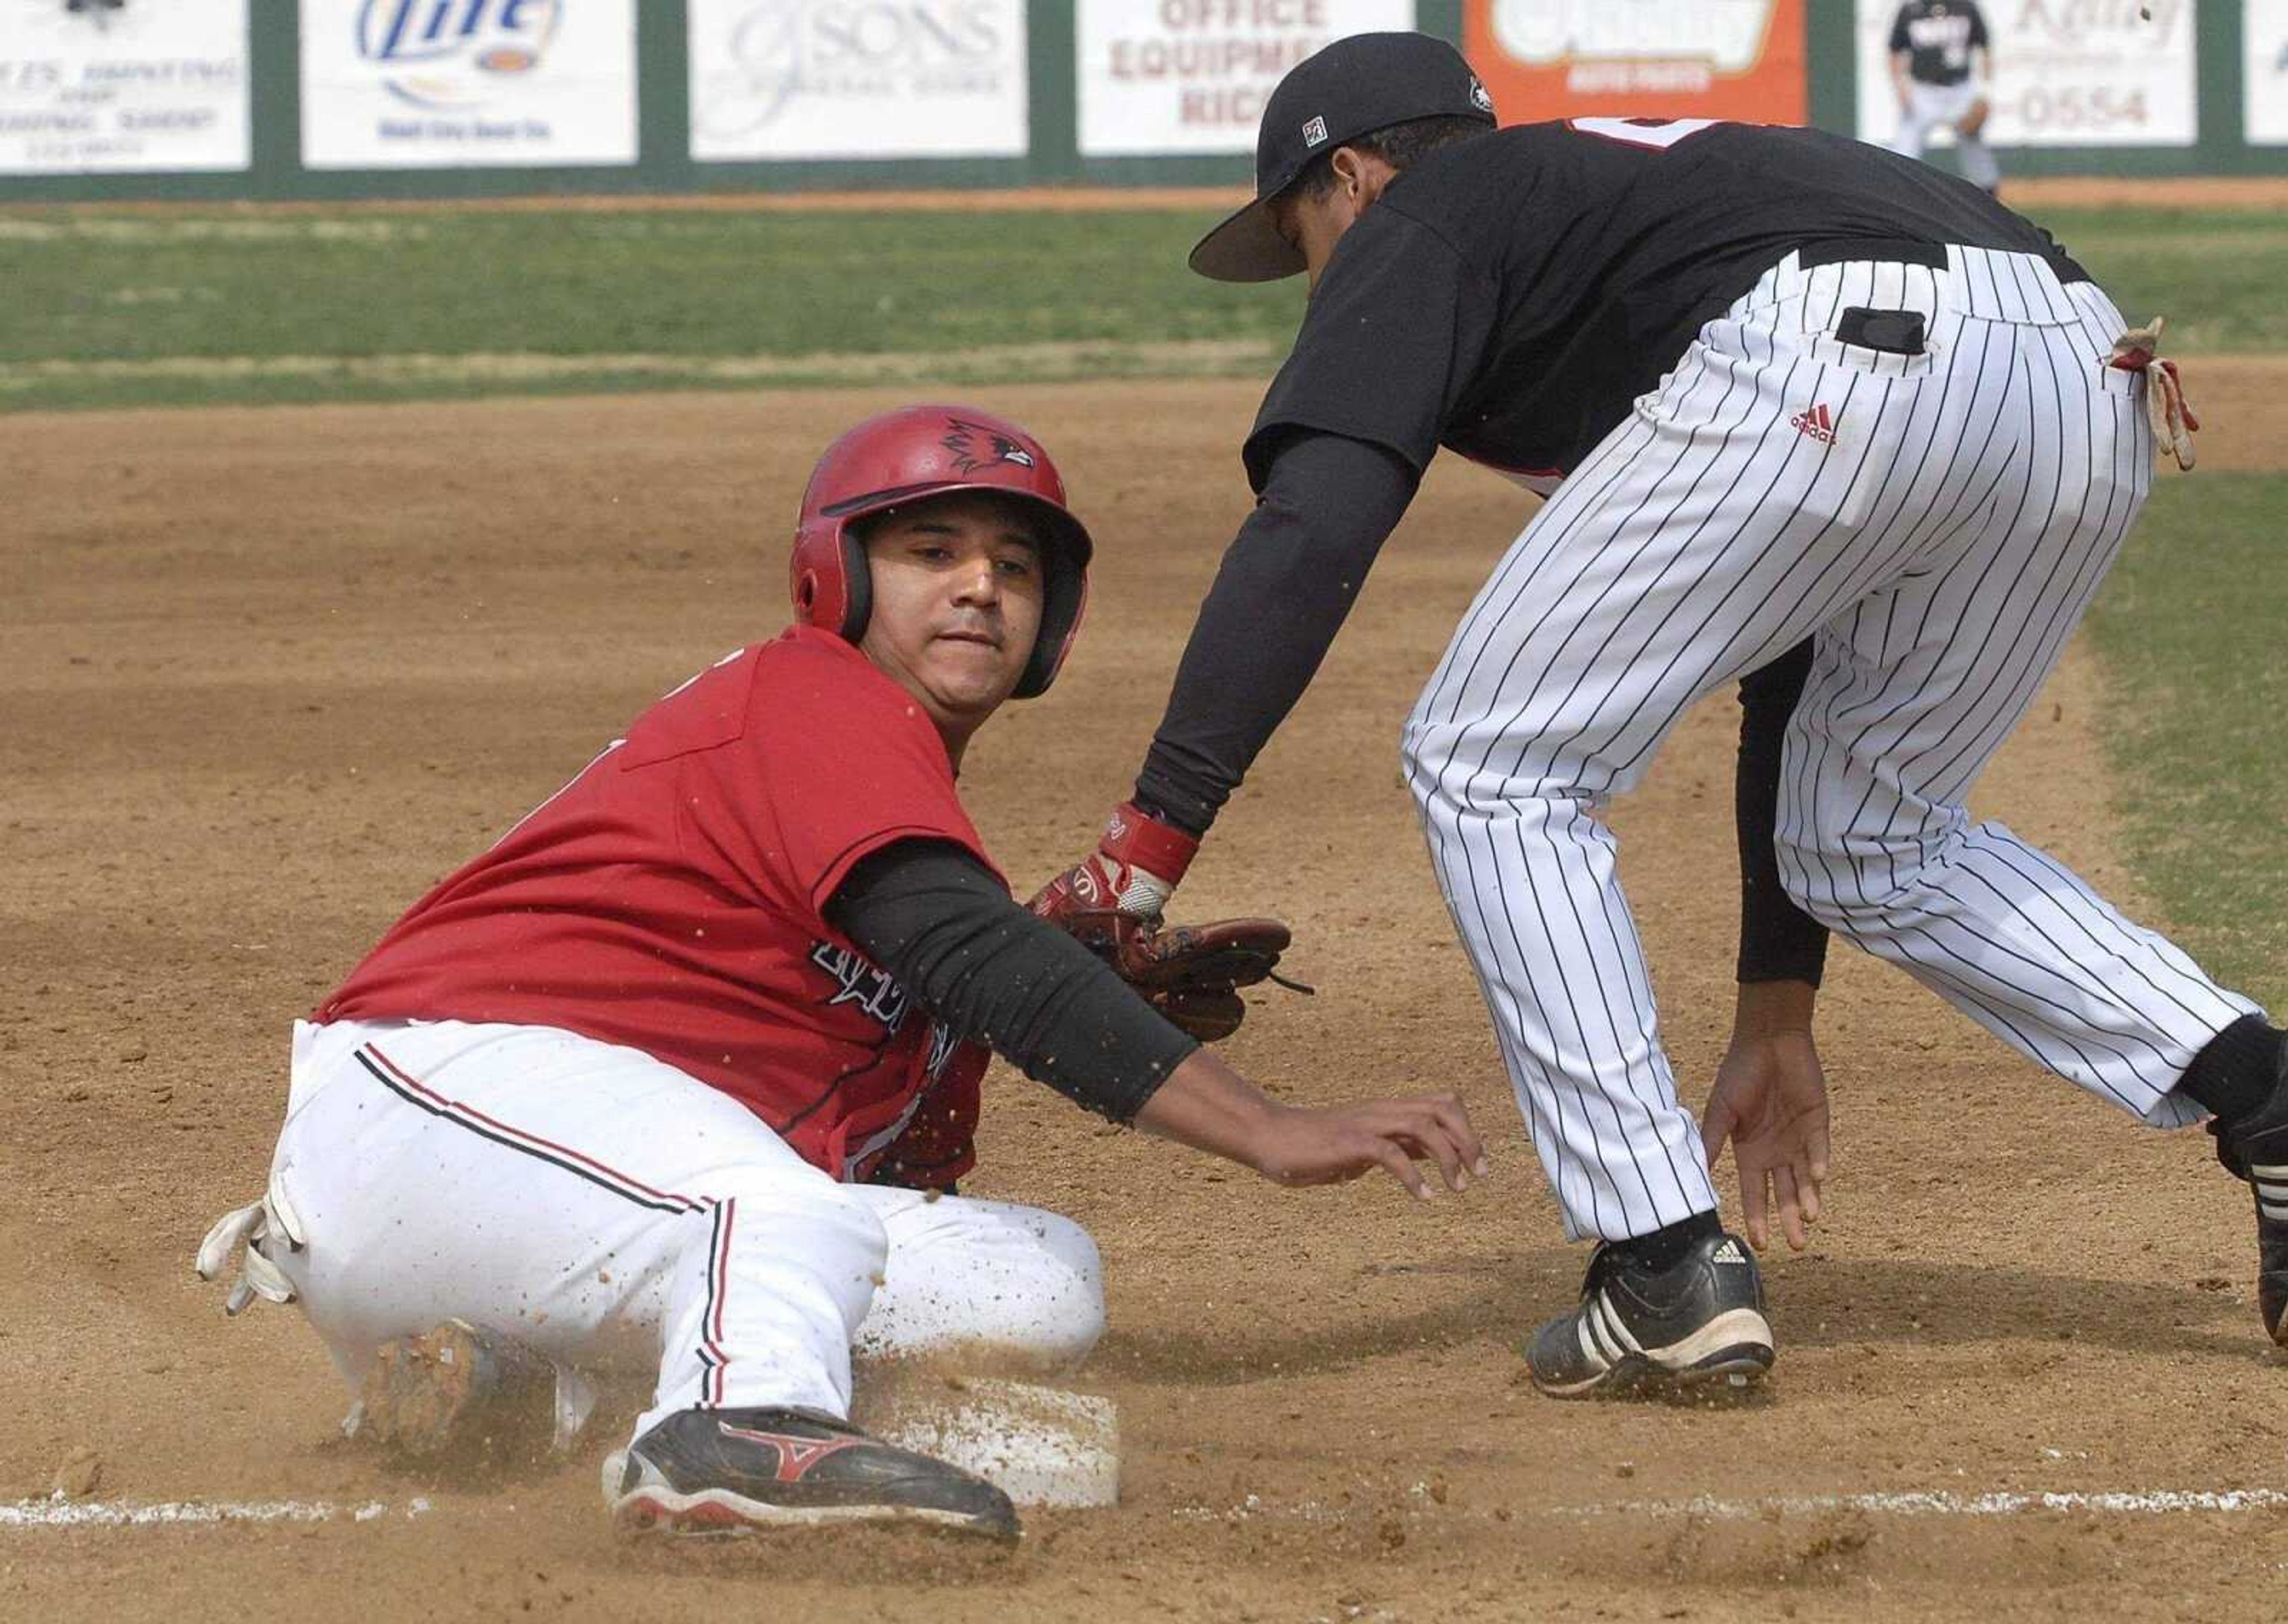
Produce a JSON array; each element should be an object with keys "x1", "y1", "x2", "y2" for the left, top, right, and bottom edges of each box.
[
  {"x1": 1134, "y1": 1048, "x2": 1487, "y2": 1200},
  {"x1": 1700, "y1": 981, "x2": 1830, "y2": 1252}
]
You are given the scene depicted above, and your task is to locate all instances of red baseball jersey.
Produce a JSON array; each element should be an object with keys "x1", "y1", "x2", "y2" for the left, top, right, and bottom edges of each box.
[{"x1": 322, "y1": 626, "x2": 994, "y2": 1184}]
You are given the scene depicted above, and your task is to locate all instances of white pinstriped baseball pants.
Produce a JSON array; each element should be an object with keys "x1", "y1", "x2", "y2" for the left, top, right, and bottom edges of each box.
[{"x1": 1403, "y1": 247, "x2": 2258, "y2": 1243}]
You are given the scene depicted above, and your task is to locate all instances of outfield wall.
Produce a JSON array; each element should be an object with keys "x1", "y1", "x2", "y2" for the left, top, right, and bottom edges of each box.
[{"x1": 2, "y1": 1, "x2": 2282, "y2": 204}]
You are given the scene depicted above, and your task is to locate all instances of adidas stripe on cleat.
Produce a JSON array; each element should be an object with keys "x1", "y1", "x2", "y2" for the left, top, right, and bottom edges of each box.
[
  {"x1": 2239, "y1": 1155, "x2": 2288, "y2": 1344},
  {"x1": 1525, "y1": 1231, "x2": 1774, "y2": 1398}
]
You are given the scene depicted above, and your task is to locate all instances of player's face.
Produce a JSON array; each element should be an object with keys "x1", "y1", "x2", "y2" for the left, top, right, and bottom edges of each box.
[{"x1": 857, "y1": 491, "x2": 1047, "y2": 745}]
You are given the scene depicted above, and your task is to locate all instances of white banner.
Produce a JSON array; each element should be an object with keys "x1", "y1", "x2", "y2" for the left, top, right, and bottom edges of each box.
[
  {"x1": 1078, "y1": 0, "x2": 1416, "y2": 157},
  {"x1": 689, "y1": 0, "x2": 1029, "y2": 161},
  {"x1": 1852, "y1": 0, "x2": 2196, "y2": 148},
  {"x1": 300, "y1": 0, "x2": 638, "y2": 170},
  {"x1": 2246, "y1": 0, "x2": 2288, "y2": 144},
  {"x1": 0, "y1": 0, "x2": 249, "y2": 176}
]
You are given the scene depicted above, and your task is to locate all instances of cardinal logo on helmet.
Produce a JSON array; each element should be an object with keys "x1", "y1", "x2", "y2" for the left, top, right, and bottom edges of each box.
[{"x1": 942, "y1": 418, "x2": 1036, "y2": 475}]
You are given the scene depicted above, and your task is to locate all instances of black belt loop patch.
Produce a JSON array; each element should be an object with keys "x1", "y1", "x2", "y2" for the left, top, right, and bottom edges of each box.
[
  {"x1": 1836, "y1": 307, "x2": 1928, "y2": 357},
  {"x1": 1798, "y1": 237, "x2": 1948, "y2": 270}
]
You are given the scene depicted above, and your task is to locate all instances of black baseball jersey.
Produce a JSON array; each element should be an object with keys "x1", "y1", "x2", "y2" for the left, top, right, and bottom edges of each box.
[
  {"x1": 1246, "y1": 119, "x2": 2079, "y2": 491},
  {"x1": 1889, "y1": 1, "x2": 1989, "y2": 88}
]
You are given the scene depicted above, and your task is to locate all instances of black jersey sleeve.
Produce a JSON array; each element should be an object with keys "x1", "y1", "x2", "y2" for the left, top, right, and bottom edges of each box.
[
  {"x1": 1888, "y1": 6, "x2": 1911, "y2": 52},
  {"x1": 1241, "y1": 205, "x2": 1497, "y2": 494},
  {"x1": 825, "y1": 839, "x2": 1195, "y2": 1123},
  {"x1": 1134, "y1": 430, "x2": 1420, "y2": 836},
  {"x1": 1967, "y1": 5, "x2": 1990, "y2": 48},
  {"x1": 1736, "y1": 641, "x2": 1830, "y2": 987}
]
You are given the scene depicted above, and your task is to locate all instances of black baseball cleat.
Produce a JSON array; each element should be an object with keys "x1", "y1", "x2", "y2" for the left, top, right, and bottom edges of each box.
[
  {"x1": 2213, "y1": 1097, "x2": 2288, "y2": 1344},
  {"x1": 1526, "y1": 1231, "x2": 1775, "y2": 1398},
  {"x1": 606, "y1": 1405, "x2": 1019, "y2": 1540}
]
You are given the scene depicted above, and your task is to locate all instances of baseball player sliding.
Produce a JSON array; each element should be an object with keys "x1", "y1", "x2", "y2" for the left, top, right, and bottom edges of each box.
[
  {"x1": 1887, "y1": 1, "x2": 2001, "y2": 195},
  {"x1": 1037, "y1": 33, "x2": 2270, "y2": 1400},
  {"x1": 196, "y1": 404, "x2": 1484, "y2": 1541}
]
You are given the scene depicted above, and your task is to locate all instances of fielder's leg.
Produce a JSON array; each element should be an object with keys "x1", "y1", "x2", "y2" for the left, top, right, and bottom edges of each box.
[
  {"x1": 1772, "y1": 272, "x2": 2258, "y2": 1128},
  {"x1": 1889, "y1": 84, "x2": 1944, "y2": 161},
  {"x1": 1403, "y1": 248, "x2": 2034, "y2": 1392},
  {"x1": 1769, "y1": 271, "x2": 2288, "y2": 1343},
  {"x1": 1954, "y1": 129, "x2": 2001, "y2": 192}
]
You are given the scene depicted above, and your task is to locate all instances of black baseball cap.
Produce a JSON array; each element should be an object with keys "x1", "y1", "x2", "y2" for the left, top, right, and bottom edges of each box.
[{"x1": 1189, "y1": 32, "x2": 1496, "y2": 284}]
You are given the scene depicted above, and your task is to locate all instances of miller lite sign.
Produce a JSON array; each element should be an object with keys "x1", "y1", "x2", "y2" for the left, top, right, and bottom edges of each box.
[
  {"x1": 352, "y1": 0, "x2": 561, "y2": 109},
  {"x1": 300, "y1": 0, "x2": 636, "y2": 169}
]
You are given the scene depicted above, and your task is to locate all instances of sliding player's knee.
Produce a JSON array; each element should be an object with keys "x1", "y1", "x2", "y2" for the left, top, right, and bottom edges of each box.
[{"x1": 858, "y1": 1202, "x2": 1105, "y2": 1370}]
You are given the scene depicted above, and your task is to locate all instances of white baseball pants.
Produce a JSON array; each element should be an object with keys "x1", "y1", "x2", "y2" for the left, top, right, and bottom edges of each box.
[
  {"x1": 1891, "y1": 80, "x2": 2000, "y2": 191},
  {"x1": 265, "y1": 1018, "x2": 1104, "y2": 1445},
  {"x1": 1403, "y1": 245, "x2": 2257, "y2": 1243}
]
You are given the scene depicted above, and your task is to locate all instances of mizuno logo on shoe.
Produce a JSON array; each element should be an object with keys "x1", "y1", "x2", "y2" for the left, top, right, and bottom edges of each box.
[
  {"x1": 717, "y1": 1421, "x2": 867, "y2": 1483},
  {"x1": 1790, "y1": 403, "x2": 1837, "y2": 443}
]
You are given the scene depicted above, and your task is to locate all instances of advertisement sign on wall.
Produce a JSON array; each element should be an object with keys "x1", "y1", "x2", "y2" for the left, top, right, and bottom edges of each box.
[
  {"x1": 2246, "y1": 0, "x2": 2288, "y2": 145},
  {"x1": 1852, "y1": 0, "x2": 2196, "y2": 148},
  {"x1": 0, "y1": 0, "x2": 250, "y2": 176},
  {"x1": 690, "y1": 0, "x2": 1029, "y2": 162},
  {"x1": 1076, "y1": 0, "x2": 1415, "y2": 158},
  {"x1": 1463, "y1": 0, "x2": 1806, "y2": 125},
  {"x1": 300, "y1": 0, "x2": 639, "y2": 170}
]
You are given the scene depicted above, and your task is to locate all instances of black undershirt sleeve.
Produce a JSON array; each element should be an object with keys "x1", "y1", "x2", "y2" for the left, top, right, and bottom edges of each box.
[
  {"x1": 1133, "y1": 430, "x2": 1420, "y2": 836},
  {"x1": 1736, "y1": 639, "x2": 1830, "y2": 986},
  {"x1": 823, "y1": 839, "x2": 1198, "y2": 1123}
]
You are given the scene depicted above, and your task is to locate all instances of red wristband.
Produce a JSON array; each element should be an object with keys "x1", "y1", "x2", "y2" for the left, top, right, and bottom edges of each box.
[{"x1": 1102, "y1": 801, "x2": 1199, "y2": 885}]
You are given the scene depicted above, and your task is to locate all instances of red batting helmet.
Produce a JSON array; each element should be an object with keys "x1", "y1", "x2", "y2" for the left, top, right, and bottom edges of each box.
[{"x1": 789, "y1": 405, "x2": 1093, "y2": 699}]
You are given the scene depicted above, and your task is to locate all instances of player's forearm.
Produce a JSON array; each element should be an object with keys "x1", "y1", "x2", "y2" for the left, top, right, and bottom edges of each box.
[
  {"x1": 1133, "y1": 431, "x2": 1417, "y2": 836},
  {"x1": 828, "y1": 840, "x2": 1195, "y2": 1121},
  {"x1": 1128, "y1": 1047, "x2": 1285, "y2": 1169},
  {"x1": 1735, "y1": 640, "x2": 1830, "y2": 987},
  {"x1": 1732, "y1": 976, "x2": 1817, "y2": 1040}
]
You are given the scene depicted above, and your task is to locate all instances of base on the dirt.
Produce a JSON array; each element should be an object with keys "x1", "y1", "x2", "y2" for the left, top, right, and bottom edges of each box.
[{"x1": 857, "y1": 1375, "x2": 1119, "y2": 1510}]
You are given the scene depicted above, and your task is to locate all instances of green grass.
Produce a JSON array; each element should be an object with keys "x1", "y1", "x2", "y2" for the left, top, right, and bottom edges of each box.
[
  {"x1": 2085, "y1": 474, "x2": 2288, "y2": 1015},
  {"x1": 2034, "y1": 208, "x2": 2288, "y2": 353},
  {"x1": 0, "y1": 208, "x2": 1300, "y2": 411},
  {"x1": 7, "y1": 199, "x2": 2287, "y2": 414}
]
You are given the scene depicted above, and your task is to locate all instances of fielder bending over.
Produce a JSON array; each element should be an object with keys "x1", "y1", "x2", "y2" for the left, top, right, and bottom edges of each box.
[{"x1": 1034, "y1": 33, "x2": 2271, "y2": 1402}]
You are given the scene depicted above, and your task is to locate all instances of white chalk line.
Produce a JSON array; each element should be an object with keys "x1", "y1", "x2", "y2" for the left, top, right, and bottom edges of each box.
[
  {"x1": 1177, "y1": 1485, "x2": 2288, "y2": 1526},
  {"x1": 1, "y1": 1493, "x2": 431, "y2": 1530},
  {"x1": 15, "y1": 1483, "x2": 2283, "y2": 1533},
  {"x1": 1560, "y1": 1486, "x2": 2288, "y2": 1521}
]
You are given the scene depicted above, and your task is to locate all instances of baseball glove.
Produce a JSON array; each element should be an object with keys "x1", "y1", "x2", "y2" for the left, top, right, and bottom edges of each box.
[
  {"x1": 1062, "y1": 910, "x2": 1308, "y2": 1042},
  {"x1": 1957, "y1": 96, "x2": 1991, "y2": 138}
]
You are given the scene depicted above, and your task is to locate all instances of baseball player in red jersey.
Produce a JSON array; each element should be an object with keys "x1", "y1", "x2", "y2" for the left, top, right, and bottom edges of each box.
[{"x1": 196, "y1": 405, "x2": 1485, "y2": 1541}]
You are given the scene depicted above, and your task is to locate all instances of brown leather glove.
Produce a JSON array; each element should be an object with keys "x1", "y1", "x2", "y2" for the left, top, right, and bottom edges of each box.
[
  {"x1": 1059, "y1": 911, "x2": 1304, "y2": 1043},
  {"x1": 1957, "y1": 96, "x2": 1991, "y2": 138}
]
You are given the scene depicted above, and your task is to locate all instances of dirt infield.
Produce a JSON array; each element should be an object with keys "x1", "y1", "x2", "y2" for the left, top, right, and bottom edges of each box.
[{"x1": 6, "y1": 376, "x2": 2288, "y2": 1622}]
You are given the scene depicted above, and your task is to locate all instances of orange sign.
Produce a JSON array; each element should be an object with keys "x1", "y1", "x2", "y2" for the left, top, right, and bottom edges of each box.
[{"x1": 1463, "y1": 0, "x2": 1808, "y2": 126}]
